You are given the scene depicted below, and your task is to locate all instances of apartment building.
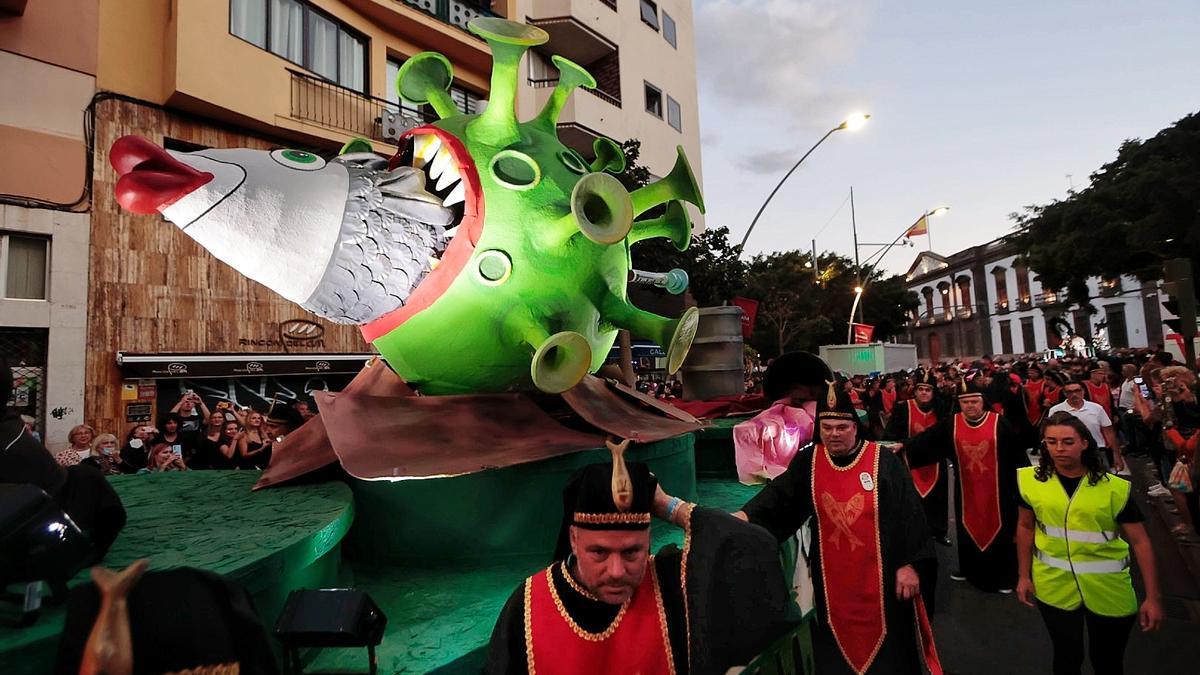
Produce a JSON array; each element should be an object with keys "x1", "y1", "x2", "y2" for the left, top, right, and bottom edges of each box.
[
  {"x1": 515, "y1": 0, "x2": 704, "y2": 227},
  {"x1": 903, "y1": 236, "x2": 1165, "y2": 363},
  {"x1": 0, "y1": 0, "x2": 95, "y2": 447}
]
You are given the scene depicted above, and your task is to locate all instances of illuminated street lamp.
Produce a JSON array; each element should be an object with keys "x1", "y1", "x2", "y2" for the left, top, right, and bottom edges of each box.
[{"x1": 739, "y1": 113, "x2": 871, "y2": 251}]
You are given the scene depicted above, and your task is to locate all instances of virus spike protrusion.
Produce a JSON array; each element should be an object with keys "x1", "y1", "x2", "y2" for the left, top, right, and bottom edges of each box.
[
  {"x1": 601, "y1": 296, "x2": 699, "y2": 375},
  {"x1": 591, "y1": 138, "x2": 626, "y2": 174},
  {"x1": 503, "y1": 310, "x2": 590, "y2": 393},
  {"x1": 629, "y1": 145, "x2": 705, "y2": 217},
  {"x1": 570, "y1": 173, "x2": 634, "y2": 244},
  {"x1": 467, "y1": 18, "x2": 548, "y2": 146},
  {"x1": 628, "y1": 201, "x2": 692, "y2": 251},
  {"x1": 531, "y1": 56, "x2": 596, "y2": 132},
  {"x1": 395, "y1": 52, "x2": 460, "y2": 120},
  {"x1": 339, "y1": 137, "x2": 374, "y2": 155}
]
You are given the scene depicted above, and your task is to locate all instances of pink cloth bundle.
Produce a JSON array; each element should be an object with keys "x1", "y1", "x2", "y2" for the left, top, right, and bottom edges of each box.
[{"x1": 733, "y1": 400, "x2": 817, "y2": 484}]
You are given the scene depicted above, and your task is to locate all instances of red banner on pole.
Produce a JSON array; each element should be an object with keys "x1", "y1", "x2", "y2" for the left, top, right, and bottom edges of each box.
[
  {"x1": 851, "y1": 323, "x2": 875, "y2": 344},
  {"x1": 731, "y1": 297, "x2": 758, "y2": 339}
]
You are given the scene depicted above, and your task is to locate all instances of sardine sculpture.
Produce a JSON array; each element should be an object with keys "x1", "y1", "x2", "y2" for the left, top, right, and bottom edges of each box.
[
  {"x1": 79, "y1": 558, "x2": 148, "y2": 675},
  {"x1": 110, "y1": 18, "x2": 702, "y2": 395}
]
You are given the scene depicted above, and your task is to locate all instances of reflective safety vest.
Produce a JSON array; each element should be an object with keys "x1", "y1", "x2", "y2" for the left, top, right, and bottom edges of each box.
[{"x1": 1016, "y1": 467, "x2": 1137, "y2": 616}]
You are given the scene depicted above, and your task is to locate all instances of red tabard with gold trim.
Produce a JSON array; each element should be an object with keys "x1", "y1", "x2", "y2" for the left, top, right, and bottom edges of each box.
[
  {"x1": 905, "y1": 400, "x2": 940, "y2": 498},
  {"x1": 952, "y1": 412, "x2": 1002, "y2": 550},
  {"x1": 811, "y1": 441, "x2": 886, "y2": 675},
  {"x1": 1025, "y1": 380, "x2": 1044, "y2": 426},
  {"x1": 1085, "y1": 381, "x2": 1113, "y2": 417},
  {"x1": 524, "y1": 561, "x2": 674, "y2": 675}
]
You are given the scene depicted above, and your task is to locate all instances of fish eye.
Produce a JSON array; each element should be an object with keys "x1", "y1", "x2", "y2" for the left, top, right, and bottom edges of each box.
[{"x1": 270, "y1": 148, "x2": 327, "y2": 171}]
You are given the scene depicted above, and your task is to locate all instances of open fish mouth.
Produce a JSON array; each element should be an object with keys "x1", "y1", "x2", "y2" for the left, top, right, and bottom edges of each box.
[
  {"x1": 110, "y1": 136, "x2": 215, "y2": 214},
  {"x1": 359, "y1": 126, "x2": 484, "y2": 341}
]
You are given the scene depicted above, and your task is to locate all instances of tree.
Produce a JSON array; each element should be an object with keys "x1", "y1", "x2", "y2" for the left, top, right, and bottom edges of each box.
[{"x1": 1011, "y1": 111, "x2": 1200, "y2": 303}]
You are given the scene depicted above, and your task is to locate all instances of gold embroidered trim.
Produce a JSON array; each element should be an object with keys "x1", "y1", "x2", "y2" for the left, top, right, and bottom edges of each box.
[
  {"x1": 574, "y1": 511, "x2": 652, "y2": 525},
  {"x1": 166, "y1": 666, "x2": 239, "y2": 675},
  {"x1": 822, "y1": 440, "x2": 868, "y2": 472},
  {"x1": 547, "y1": 562, "x2": 631, "y2": 641},
  {"x1": 559, "y1": 561, "x2": 598, "y2": 601},
  {"x1": 649, "y1": 561, "x2": 677, "y2": 675},
  {"x1": 811, "y1": 440, "x2": 887, "y2": 674},
  {"x1": 680, "y1": 502, "x2": 696, "y2": 674},
  {"x1": 523, "y1": 578, "x2": 536, "y2": 675},
  {"x1": 953, "y1": 413, "x2": 1003, "y2": 551}
]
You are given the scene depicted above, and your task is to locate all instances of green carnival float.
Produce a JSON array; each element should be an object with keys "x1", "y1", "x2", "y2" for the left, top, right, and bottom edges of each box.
[{"x1": 111, "y1": 17, "x2": 704, "y2": 395}]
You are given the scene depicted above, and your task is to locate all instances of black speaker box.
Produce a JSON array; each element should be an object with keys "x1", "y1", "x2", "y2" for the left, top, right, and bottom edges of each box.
[{"x1": 274, "y1": 589, "x2": 386, "y2": 648}]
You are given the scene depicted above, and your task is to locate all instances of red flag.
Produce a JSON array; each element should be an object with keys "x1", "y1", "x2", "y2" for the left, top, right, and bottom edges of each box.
[
  {"x1": 731, "y1": 297, "x2": 758, "y2": 339},
  {"x1": 851, "y1": 323, "x2": 875, "y2": 344},
  {"x1": 905, "y1": 214, "x2": 929, "y2": 238}
]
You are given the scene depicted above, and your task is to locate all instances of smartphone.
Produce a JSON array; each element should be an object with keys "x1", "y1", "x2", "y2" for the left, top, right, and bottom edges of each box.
[
  {"x1": 172, "y1": 444, "x2": 183, "y2": 457},
  {"x1": 216, "y1": 401, "x2": 232, "y2": 410},
  {"x1": 1134, "y1": 376, "x2": 1152, "y2": 400}
]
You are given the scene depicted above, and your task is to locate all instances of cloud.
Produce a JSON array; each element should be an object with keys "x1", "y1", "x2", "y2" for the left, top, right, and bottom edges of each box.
[
  {"x1": 733, "y1": 145, "x2": 801, "y2": 174},
  {"x1": 695, "y1": 0, "x2": 870, "y2": 119}
]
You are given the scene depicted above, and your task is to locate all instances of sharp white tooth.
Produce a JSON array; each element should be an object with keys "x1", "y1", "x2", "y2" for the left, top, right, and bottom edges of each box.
[
  {"x1": 429, "y1": 146, "x2": 453, "y2": 181},
  {"x1": 412, "y1": 135, "x2": 441, "y2": 168},
  {"x1": 436, "y1": 164, "x2": 462, "y2": 192},
  {"x1": 443, "y1": 225, "x2": 460, "y2": 239},
  {"x1": 428, "y1": 255, "x2": 441, "y2": 270},
  {"x1": 442, "y1": 183, "x2": 466, "y2": 207}
]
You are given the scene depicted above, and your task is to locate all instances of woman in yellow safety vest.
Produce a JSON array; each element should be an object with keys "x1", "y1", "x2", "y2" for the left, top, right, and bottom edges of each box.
[{"x1": 1016, "y1": 411, "x2": 1162, "y2": 675}]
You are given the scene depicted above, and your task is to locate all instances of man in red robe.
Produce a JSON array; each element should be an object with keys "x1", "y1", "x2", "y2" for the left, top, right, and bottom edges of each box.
[
  {"x1": 895, "y1": 375, "x2": 1029, "y2": 593},
  {"x1": 884, "y1": 368, "x2": 950, "y2": 546},
  {"x1": 737, "y1": 381, "x2": 941, "y2": 674},
  {"x1": 1085, "y1": 363, "x2": 1115, "y2": 418},
  {"x1": 1023, "y1": 363, "x2": 1046, "y2": 427},
  {"x1": 485, "y1": 453, "x2": 798, "y2": 674}
]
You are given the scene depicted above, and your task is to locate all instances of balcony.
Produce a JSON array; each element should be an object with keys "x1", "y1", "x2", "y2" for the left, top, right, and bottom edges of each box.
[
  {"x1": 529, "y1": 77, "x2": 621, "y2": 108},
  {"x1": 396, "y1": 0, "x2": 498, "y2": 37},
  {"x1": 527, "y1": 0, "x2": 620, "y2": 68},
  {"x1": 1034, "y1": 290, "x2": 1065, "y2": 307},
  {"x1": 908, "y1": 304, "x2": 987, "y2": 327},
  {"x1": 289, "y1": 70, "x2": 433, "y2": 143},
  {"x1": 1099, "y1": 278, "x2": 1123, "y2": 297},
  {"x1": 529, "y1": 77, "x2": 622, "y2": 158},
  {"x1": 994, "y1": 299, "x2": 1010, "y2": 314}
]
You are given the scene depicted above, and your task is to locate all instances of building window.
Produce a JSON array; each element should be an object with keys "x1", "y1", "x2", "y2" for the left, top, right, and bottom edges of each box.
[
  {"x1": 666, "y1": 95, "x2": 682, "y2": 131},
  {"x1": 1, "y1": 233, "x2": 49, "y2": 300},
  {"x1": 1020, "y1": 317, "x2": 1037, "y2": 353},
  {"x1": 922, "y1": 287, "x2": 934, "y2": 319},
  {"x1": 230, "y1": 0, "x2": 368, "y2": 92},
  {"x1": 640, "y1": 0, "x2": 660, "y2": 31},
  {"x1": 992, "y1": 267, "x2": 1009, "y2": 310},
  {"x1": 1072, "y1": 309, "x2": 1091, "y2": 338},
  {"x1": 662, "y1": 11, "x2": 677, "y2": 47},
  {"x1": 999, "y1": 320, "x2": 1013, "y2": 354},
  {"x1": 644, "y1": 82, "x2": 663, "y2": 118},
  {"x1": 1015, "y1": 264, "x2": 1031, "y2": 307},
  {"x1": 956, "y1": 275, "x2": 972, "y2": 309},
  {"x1": 1104, "y1": 304, "x2": 1129, "y2": 348}
]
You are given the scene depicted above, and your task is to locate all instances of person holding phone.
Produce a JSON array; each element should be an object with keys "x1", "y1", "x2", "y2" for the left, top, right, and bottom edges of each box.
[
  {"x1": 152, "y1": 414, "x2": 194, "y2": 466},
  {"x1": 169, "y1": 391, "x2": 210, "y2": 440},
  {"x1": 1016, "y1": 411, "x2": 1162, "y2": 675}
]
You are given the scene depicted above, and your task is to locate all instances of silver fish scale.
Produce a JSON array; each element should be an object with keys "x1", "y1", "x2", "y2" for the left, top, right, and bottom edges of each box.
[{"x1": 300, "y1": 161, "x2": 451, "y2": 324}]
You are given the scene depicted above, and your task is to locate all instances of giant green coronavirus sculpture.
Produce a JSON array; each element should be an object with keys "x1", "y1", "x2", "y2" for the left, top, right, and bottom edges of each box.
[{"x1": 109, "y1": 18, "x2": 702, "y2": 394}]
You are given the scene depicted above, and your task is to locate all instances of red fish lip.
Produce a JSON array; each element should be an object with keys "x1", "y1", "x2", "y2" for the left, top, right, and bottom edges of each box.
[
  {"x1": 361, "y1": 125, "x2": 484, "y2": 340},
  {"x1": 110, "y1": 135, "x2": 213, "y2": 214}
]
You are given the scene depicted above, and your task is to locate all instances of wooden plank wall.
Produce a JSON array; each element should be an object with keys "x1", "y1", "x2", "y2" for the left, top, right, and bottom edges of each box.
[{"x1": 87, "y1": 98, "x2": 370, "y2": 434}]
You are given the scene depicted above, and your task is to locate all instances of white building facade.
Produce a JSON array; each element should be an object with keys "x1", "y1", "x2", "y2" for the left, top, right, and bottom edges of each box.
[{"x1": 902, "y1": 237, "x2": 1165, "y2": 363}]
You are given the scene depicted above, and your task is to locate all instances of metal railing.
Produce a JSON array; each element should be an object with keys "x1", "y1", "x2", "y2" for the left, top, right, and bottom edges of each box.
[
  {"x1": 529, "y1": 77, "x2": 622, "y2": 108},
  {"x1": 1099, "y1": 279, "x2": 1123, "y2": 297},
  {"x1": 598, "y1": 0, "x2": 617, "y2": 9},
  {"x1": 398, "y1": 0, "x2": 498, "y2": 36},
  {"x1": 908, "y1": 303, "x2": 988, "y2": 326},
  {"x1": 289, "y1": 69, "x2": 434, "y2": 142},
  {"x1": 1034, "y1": 291, "x2": 1064, "y2": 307}
]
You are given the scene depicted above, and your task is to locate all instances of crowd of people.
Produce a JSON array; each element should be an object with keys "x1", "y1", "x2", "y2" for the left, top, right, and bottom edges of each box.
[{"x1": 45, "y1": 392, "x2": 312, "y2": 477}]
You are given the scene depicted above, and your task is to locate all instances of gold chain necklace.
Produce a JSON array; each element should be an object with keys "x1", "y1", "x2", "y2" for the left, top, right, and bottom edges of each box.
[
  {"x1": 547, "y1": 565, "x2": 631, "y2": 641},
  {"x1": 559, "y1": 561, "x2": 599, "y2": 601}
]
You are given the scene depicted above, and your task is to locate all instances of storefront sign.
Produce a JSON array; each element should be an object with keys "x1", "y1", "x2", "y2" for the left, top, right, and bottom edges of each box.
[
  {"x1": 125, "y1": 402, "x2": 152, "y2": 423},
  {"x1": 117, "y1": 353, "x2": 373, "y2": 379},
  {"x1": 238, "y1": 319, "x2": 328, "y2": 349}
]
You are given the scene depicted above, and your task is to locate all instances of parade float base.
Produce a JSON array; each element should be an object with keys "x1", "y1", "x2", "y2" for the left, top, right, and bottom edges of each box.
[
  {"x1": 694, "y1": 414, "x2": 754, "y2": 479},
  {"x1": 0, "y1": 471, "x2": 353, "y2": 675},
  {"x1": 308, "y1": 478, "x2": 765, "y2": 675}
]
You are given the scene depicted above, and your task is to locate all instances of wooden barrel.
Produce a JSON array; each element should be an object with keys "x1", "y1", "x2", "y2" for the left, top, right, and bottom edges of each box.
[{"x1": 681, "y1": 306, "x2": 746, "y2": 400}]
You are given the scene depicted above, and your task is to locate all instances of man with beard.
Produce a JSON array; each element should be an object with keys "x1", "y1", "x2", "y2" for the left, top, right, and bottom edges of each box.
[
  {"x1": 893, "y1": 375, "x2": 1029, "y2": 593},
  {"x1": 485, "y1": 446, "x2": 797, "y2": 674},
  {"x1": 735, "y1": 382, "x2": 942, "y2": 674},
  {"x1": 884, "y1": 368, "x2": 951, "y2": 546}
]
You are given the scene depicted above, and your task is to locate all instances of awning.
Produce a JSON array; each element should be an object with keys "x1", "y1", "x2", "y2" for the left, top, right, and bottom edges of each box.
[{"x1": 116, "y1": 352, "x2": 375, "y2": 379}]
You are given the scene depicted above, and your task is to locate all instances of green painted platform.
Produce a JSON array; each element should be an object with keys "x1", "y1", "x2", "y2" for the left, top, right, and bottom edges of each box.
[
  {"x1": 694, "y1": 415, "x2": 753, "y2": 479},
  {"x1": 0, "y1": 471, "x2": 353, "y2": 675}
]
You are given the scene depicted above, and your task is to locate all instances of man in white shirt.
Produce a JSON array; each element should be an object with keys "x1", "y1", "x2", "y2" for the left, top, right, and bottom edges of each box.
[{"x1": 1048, "y1": 378, "x2": 1124, "y2": 471}]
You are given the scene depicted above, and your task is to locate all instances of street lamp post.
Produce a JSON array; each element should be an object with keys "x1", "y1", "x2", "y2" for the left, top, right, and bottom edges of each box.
[
  {"x1": 846, "y1": 206, "x2": 950, "y2": 343},
  {"x1": 739, "y1": 113, "x2": 870, "y2": 252}
]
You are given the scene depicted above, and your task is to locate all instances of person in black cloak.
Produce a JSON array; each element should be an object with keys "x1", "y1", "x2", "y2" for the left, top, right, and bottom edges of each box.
[
  {"x1": 734, "y1": 379, "x2": 942, "y2": 675},
  {"x1": 484, "y1": 441, "x2": 799, "y2": 675},
  {"x1": 883, "y1": 367, "x2": 952, "y2": 547},
  {"x1": 0, "y1": 361, "x2": 126, "y2": 563},
  {"x1": 894, "y1": 373, "x2": 1030, "y2": 593},
  {"x1": 763, "y1": 351, "x2": 834, "y2": 405}
]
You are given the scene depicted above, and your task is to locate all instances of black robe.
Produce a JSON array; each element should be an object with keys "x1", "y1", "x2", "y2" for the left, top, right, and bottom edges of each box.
[
  {"x1": 883, "y1": 399, "x2": 950, "y2": 540},
  {"x1": 741, "y1": 442, "x2": 936, "y2": 675},
  {"x1": 484, "y1": 507, "x2": 800, "y2": 675},
  {"x1": 903, "y1": 412, "x2": 1028, "y2": 592}
]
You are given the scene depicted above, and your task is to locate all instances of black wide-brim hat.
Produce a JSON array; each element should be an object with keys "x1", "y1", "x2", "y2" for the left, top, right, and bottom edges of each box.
[{"x1": 764, "y1": 351, "x2": 834, "y2": 402}]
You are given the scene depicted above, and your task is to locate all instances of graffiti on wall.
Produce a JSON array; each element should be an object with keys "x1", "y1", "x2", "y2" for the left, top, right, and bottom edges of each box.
[{"x1": 153, "y1": 374, "x2": 354, "y2": 422}]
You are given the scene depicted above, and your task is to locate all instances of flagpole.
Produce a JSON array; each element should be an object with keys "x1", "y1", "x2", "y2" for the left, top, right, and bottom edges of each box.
[
  {"x1": 851, "y1": 187, "x2": 864, "y2": 323},
  {"x1": 925, "y1": 209, "x2": 933, "y2": 252}
]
